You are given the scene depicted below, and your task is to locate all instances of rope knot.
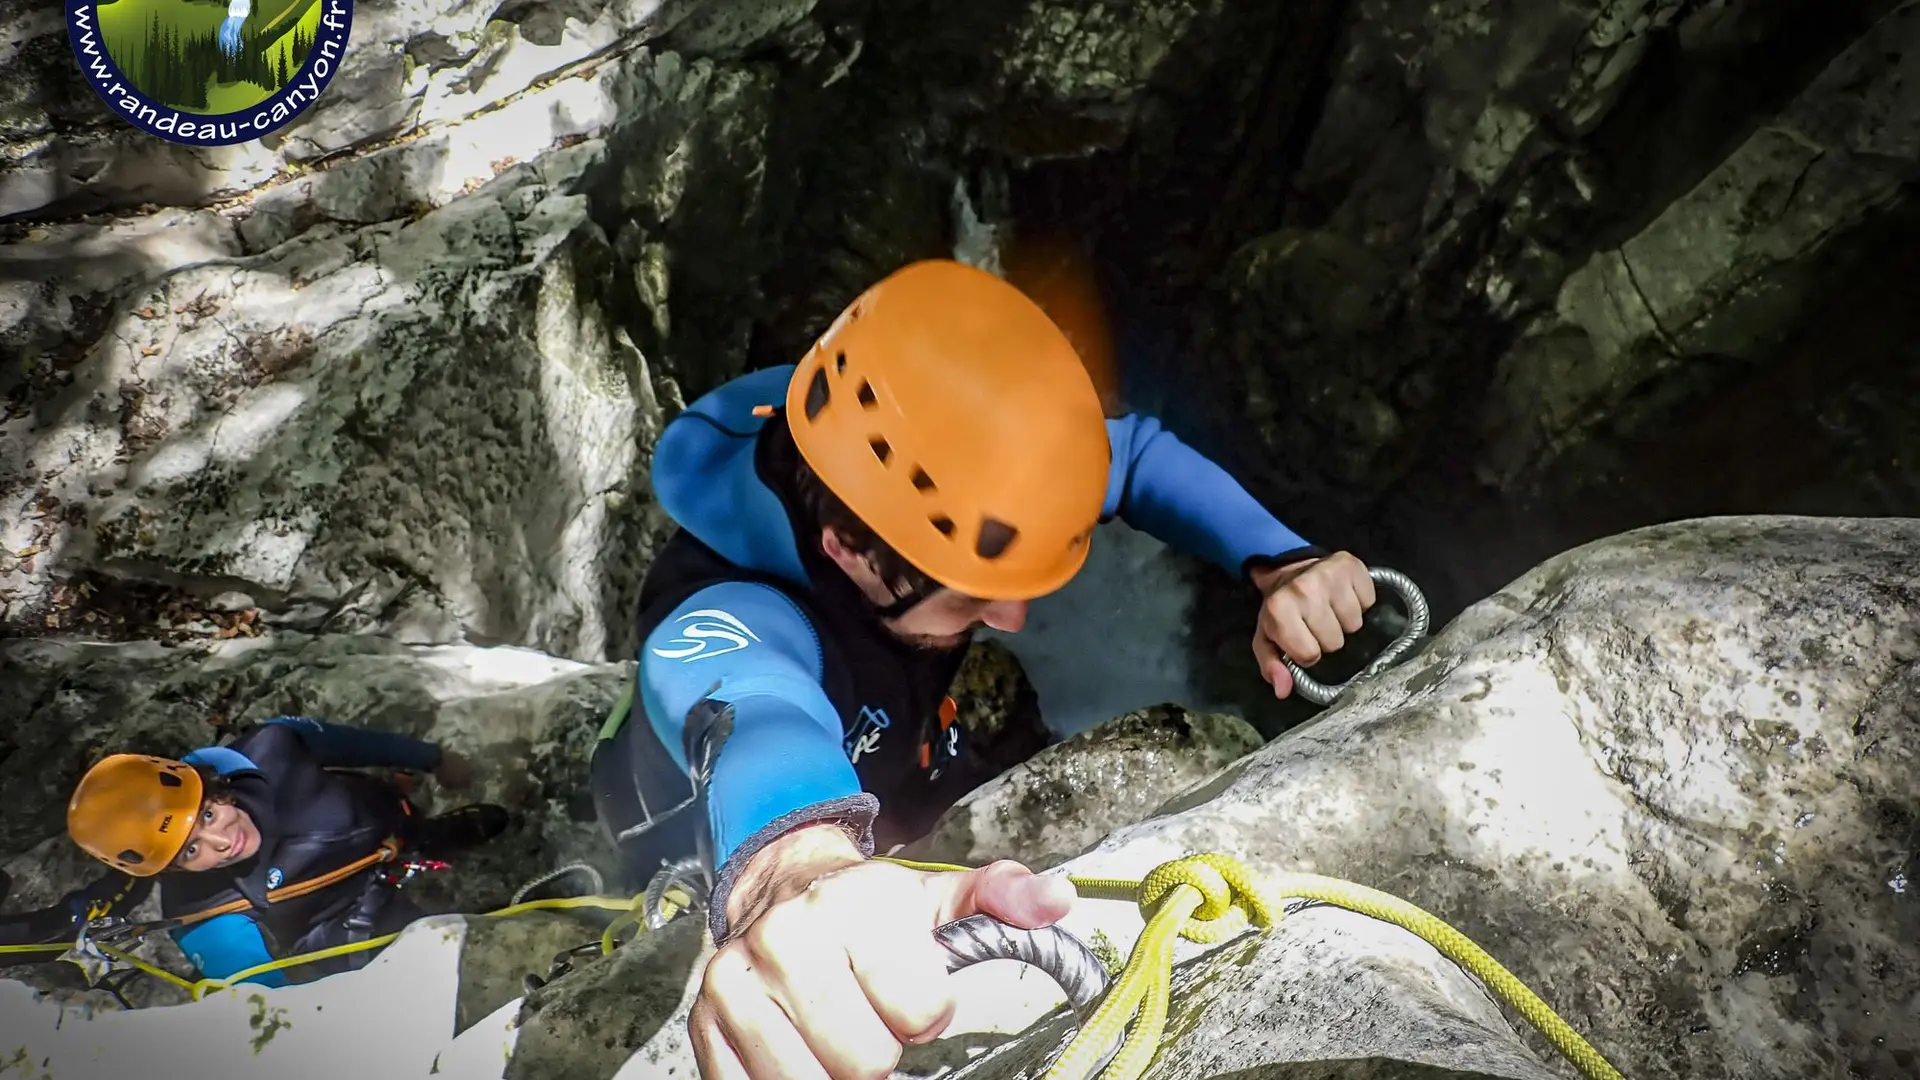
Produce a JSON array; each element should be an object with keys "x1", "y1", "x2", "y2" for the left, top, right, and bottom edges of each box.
[{"x1": 1136, "y1": 853, "x2": 1277, "y2": 945}]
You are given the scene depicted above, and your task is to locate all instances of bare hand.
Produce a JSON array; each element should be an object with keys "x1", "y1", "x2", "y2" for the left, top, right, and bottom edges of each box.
[
  {"x1": 431, "y1": 747, "x2": 474, "y2": 790},
  {"x1": 1249, "y1": 551, "x2": 1377, "y2": 698},
  {"x1": 689, "y1": 823, "x2": 1077, "y2": 1080}
]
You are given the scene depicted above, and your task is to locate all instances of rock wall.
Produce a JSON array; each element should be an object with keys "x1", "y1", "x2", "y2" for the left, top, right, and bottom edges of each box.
[
  {"x1": 11, "y1": 0, "x2": 1911, "y2": 682},
  {"x1": 2, "y1": 0, "x2": 863, "y2": 659},
  {"x1": 11, "y1": 515, "x2": 1901, "y2": 1080},
  {"x1": 1156, "y1": 0, "x2": 1920, "y2": 646}
]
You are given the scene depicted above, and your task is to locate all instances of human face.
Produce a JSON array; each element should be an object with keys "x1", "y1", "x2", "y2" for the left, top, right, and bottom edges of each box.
[
  {"x1": 880, "y1": 587, "x2": 1029, "y2": 651},
  {"x1": 821, "y1": 527, "x2": 1034, "y2": 650},
  {"x1": 173, "y1": 799, "x2": 260, "y2": 871}
]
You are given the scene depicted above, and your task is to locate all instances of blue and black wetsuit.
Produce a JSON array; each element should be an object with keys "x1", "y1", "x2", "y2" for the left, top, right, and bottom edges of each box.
[
  {"x1": 592, "y1": 364, "x2": 1323, "y2": 945},
  {"x1": 162, "y1": 717, "x2": 443, "y2": 987}
]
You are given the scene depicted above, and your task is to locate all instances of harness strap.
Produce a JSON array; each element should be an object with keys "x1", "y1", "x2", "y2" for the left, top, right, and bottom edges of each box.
[{"x1": 162, "y1": 837, "x2": 405, "y2": 932}]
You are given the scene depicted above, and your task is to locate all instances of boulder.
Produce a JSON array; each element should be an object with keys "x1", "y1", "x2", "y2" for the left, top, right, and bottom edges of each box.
[
  {"x1": 903, "y1": 703, "x2": 1263, "y2": 871},
  {"x1": 515, "y1": 514, "x2": 1920, "y2": 1080}
]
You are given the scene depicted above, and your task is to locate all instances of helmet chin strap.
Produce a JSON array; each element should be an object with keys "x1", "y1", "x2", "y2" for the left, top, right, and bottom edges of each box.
[{"x1": 871, "y1": 579, "x2": 938, "y2": 621}]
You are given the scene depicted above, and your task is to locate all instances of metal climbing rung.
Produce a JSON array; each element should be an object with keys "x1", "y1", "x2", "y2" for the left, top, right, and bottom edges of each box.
[
  {"x1": 934, "y1": 914, "x2": 1123, "y2": 1075},
  {"x1": 935, "y1": 914, "x2": 1111, "y2": 1015},
  {"x1": 1282, "y1": 566, "x2": 1431, "y2": 706}
]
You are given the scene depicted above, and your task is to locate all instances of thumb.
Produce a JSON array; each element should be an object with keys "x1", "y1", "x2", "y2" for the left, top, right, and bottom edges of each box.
[
  {"x1": 931, "y1": 860, "x2": 1077, "y2": 930},
  {"x1": 1253, "y1": 632, "x2": 1296, "y2": 699}
]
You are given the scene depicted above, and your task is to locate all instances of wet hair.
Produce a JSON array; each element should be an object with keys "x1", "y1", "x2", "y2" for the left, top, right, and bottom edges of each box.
[
  {"x1": 188, "y1": 765, "x2": 238, "y2": 805},
  {"x1": 768, "y1": 421, "x2": 941, "y2": 602}
]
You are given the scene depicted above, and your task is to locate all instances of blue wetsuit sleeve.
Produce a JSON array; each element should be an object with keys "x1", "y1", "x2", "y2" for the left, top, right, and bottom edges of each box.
[
  {"x1": 638, "y1": 580, "x2": 871, "y2": 944},
  {"x1": 1102, "y1": 414, "x2": 1326, "y2": 577},
  {"x1": 260, "y1": 716, "x2": 441, "y2": 772},
  {"x1": 173, "y1": 914, "x2": 288, "y2": 988}
]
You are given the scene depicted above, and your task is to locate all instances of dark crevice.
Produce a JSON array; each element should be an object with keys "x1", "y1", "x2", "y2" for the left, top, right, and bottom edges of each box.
[{"x1": 1575, "y1": 0, "x2": 1901, "y2": 259}]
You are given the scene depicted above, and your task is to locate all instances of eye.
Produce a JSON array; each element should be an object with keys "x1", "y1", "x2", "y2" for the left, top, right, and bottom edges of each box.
[
  {"x1": 183, "y1": 843, "x2": 198, "y2": 859},
  {"x1": 202, "y1": 807, "x2": 215, "y2": 823}
]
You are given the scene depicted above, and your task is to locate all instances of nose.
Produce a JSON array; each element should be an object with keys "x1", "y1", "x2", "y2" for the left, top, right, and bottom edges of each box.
[{"x1": 981, "y1": 599, "x2": 1028, "y2": 633}]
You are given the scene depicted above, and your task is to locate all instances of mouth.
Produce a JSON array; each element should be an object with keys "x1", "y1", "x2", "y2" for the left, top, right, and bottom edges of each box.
[{"x1": 228, "y1": 825, "x2": 254, "y2": 864}]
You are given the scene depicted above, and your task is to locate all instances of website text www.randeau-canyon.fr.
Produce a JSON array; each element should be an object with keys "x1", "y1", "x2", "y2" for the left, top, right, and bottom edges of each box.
[{"x1": 70, "y1": 0, "x2": 350, "y2": 140}]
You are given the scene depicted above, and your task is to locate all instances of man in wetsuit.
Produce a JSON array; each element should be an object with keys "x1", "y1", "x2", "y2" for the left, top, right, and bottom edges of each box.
[
  {"x1": 52, "y1": 716, "x2": 507, "y2": 987},
  {"x1": 590, "y1": 258, "x2": 1378, "y2": 1080}
]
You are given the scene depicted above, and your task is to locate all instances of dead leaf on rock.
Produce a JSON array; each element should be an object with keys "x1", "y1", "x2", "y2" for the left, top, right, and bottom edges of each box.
[{"x1": 180, "y1": 291, "x2": 220, "y2": 319}]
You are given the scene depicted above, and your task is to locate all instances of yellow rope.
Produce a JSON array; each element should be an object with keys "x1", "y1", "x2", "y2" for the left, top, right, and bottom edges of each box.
[
  {"x1": 10, "y1": 850, "x2": 1625, "y2": 1080},
  {"x1": 177, "y1": 893, "x2": 647, "y2": 999},
  {"x1": 68, "y1": 886, "x2": 704, "y2": 1000},
  {"x1": 881, "y1": 853, "x2": 1626, "y2": 1080}
]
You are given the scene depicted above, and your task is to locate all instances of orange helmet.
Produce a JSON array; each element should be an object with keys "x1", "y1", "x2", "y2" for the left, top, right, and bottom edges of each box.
[
  {"x1": 786, "y1": 259, "x2": 1111, "y2": 600},
  {"x1": 998, "y1": 231, "x2": 1121, "y2": 416},
  {"x1": 67, "y1": 754, "x2": 204, "y2": 876}
]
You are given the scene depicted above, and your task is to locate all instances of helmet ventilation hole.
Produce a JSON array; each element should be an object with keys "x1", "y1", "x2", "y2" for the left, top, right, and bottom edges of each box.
[
  {"x1": 911, "y1": 468, "x2": 936, "y2": 493},
  {"x1": 930, "y1": 515, "x2": 956, "y2": 538},
  {"x1": 804, "y1": 368, "x2": 831, "y2": 420},
  {"x1": 856, "y1": 381, "x2": 878, "y2": 409},
  {"x1": 158, "y1": 772, "x2": 184, "y2": 787},
  {"x1": 869, "y1": 437, "x2": 893, "y2": 464},
  {"x1": 119, "y1": 849, "x2": 144, "y2": 865},
  {"x1": 976, "y1": 518, "x2": 1018, "y2": 560},
  {"x1": 835, "y1": 350, "x2": 847, "y2": 374}
]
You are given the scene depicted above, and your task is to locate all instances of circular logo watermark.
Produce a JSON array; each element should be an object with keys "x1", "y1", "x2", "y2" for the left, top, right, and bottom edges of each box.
[{"x1": 65, "y1": 0, "x2": 353, "y2": 147}]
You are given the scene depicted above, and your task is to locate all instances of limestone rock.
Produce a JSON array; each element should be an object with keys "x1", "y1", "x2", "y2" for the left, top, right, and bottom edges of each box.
[
  {"x1": 0, "y1": 0, "x2": 833, "y2": 219},
  {"x1": 502, "y1": 916, "x2": 711, "y2": 1080},
  {"x1": 499, "y1": 514, "x2": 1914, "y2": 1080},
  {"x1": 0, "y1": 44, "x2": 777, "y2": 659},
  {"x1": 903, "y1": 703, "x2": 1262, "y2": 871},
  {"x1": 455, "y1": 910, "x2": 611, "y2": 1033},
  {"x1": 1002, "y1": 515, "x2": 1919, "y2": 1080},
  {"x1": 2, "y1": 0, "x2": 885, "y2": 658},
  {"x1": 948, "y1": 637, "x2": 1050, "y2": 776},
  {"x1": 1170, "y1": 0, "x2": 1920, "y2": 624},
  {"x1": 0, "y1": 914, "x2": 501, "y2": 1078},
  {"x1": 946, "y1": 907, "x2": 1567, "y2": 1080}
]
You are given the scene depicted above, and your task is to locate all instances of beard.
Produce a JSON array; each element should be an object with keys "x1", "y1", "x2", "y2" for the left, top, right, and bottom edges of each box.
[{"x1": 885, "y1": 623, "x2": 982, "y2": 653}]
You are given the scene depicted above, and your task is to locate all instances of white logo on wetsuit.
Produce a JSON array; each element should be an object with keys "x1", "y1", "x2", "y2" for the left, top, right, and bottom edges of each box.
[
  {"x1": 928, "y1": 726, "x2": 961, "y2": 781},
  {"x1": 650, "y1": 609, "x2": 762, "y2": 662},
  {"x1": 845, "y1": 706, "x2": 891, "y2": 763}
]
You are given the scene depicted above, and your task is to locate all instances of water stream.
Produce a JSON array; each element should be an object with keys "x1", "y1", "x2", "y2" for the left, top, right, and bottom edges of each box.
[{"x1": 217, "y1": 0, "x2": 250, "y2": 58}]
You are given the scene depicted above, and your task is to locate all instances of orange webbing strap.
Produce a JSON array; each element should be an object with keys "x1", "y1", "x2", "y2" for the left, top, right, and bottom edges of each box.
[{"x1": 164, "y1": 837, "x2": 405, "y2": 931}]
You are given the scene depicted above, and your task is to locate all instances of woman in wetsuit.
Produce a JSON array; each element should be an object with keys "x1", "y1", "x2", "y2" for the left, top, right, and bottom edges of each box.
[{"x1": 36, "y1": 716, "x2": 509, "y2": 987}]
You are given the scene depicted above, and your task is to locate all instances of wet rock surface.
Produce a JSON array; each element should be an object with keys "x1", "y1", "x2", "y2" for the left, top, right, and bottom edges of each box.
[{"x1": 903, "y1": 703, "x2": 1263, "y2": 871}]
